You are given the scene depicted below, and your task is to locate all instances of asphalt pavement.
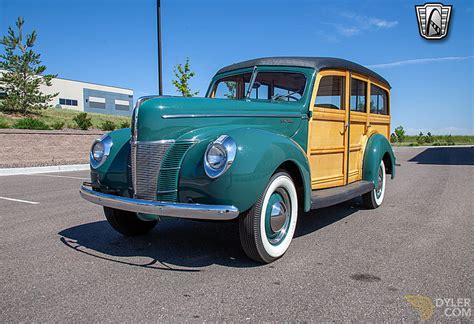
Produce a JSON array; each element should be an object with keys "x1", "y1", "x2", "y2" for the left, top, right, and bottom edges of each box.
[{"x1": 1, "y1": 146, "x2": 472, "y2": 321}]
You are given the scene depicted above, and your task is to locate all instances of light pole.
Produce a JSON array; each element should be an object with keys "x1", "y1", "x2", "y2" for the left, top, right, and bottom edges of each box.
[{"x1": 157, "y1": 0, "x2": 163, "y2": 95}]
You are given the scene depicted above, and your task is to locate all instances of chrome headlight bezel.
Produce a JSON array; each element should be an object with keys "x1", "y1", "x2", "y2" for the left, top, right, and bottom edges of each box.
[
  {"x1": 90, "y1": 134, "x2": 113, "y2": 169},
  {"x1": 204, "y1": 135, "x2": 236, "y2": 179}
]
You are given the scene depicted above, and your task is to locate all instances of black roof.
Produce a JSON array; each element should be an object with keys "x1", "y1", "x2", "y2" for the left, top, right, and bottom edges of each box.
[{"x1": 216, "y1": 57, "x2": 390, "y2": 88}]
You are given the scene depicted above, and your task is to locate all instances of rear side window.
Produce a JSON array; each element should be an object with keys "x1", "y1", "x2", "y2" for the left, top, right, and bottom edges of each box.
[
  {"x1": 370, "y1": 84, "x2": 389, "y2": 115},
  {"x1": 315, "y1": 76, "x2": 345, "y2": 109},
  {"x1": 350, "y1": 78, "x2": 367, "y2": 112}
]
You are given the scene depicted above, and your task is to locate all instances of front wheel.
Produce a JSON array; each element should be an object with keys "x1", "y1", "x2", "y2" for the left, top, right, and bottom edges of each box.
[
  {"x1": 362, "y1": 159, "x2": 386, "y2": 209},
  {"x1": 239, "y1": 171, "x2": 298, "y2": 263},
  {"x1": 104, "y1": 207, "x2": 157, "y2": 236}
]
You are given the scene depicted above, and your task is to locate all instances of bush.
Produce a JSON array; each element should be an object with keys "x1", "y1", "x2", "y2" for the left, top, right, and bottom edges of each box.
[
  {"x1": 51, "y1": 121, "x2": 65, "y2": 130},
  {"x1": 73, "y1": 112, "x2": 92, "y2": 130},
  {"x1": 119, "y1": 120, "x2": 130, "y2": 129},
  {"x1": 0, "y1": 117, "x2": 9, "y2": 128},
  {"x1": 100, "y1": 120, "x2": 116, "y2": 131},
  {"x1": 14, "y1": 117, "x2": 49, "y2": 130}
]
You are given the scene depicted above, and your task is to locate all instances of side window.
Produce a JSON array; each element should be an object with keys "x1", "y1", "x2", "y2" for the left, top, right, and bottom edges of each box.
[
  {"x1": 350, "y1": 78, "x2": 367, "y2": 112},
  {"x1": 215, "y1": 81, "x2": 238, "y2": 99},
  {"x1": 315, "y1": 76, "x2": 345, "y2": 109},
  {"x1": 370, "y1": 84, "x2": 388, "y2": 115}
]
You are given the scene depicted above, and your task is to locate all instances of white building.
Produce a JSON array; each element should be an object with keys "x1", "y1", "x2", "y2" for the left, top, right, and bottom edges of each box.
[{"x1": 0, "y1": 70, "x2": 134, "y2": 116}]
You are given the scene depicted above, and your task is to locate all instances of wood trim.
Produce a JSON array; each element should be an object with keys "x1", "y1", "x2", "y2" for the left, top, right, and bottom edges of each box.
[{"x1": 310, "y1": 146, "x2": 345, "y2": 155}]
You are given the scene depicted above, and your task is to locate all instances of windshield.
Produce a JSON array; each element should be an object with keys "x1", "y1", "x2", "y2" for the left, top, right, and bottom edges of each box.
[{"x1": 209, "y1": 71, "x2": 306, "y2": 102}]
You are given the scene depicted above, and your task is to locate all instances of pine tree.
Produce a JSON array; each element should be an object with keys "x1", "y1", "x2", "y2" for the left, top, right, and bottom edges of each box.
[
  {"x1": 0, "y1": 17, "x2": 57, "y2": 114},
  {"x1": 171, "y1": 58, "x2": 198, "y2": 97}
]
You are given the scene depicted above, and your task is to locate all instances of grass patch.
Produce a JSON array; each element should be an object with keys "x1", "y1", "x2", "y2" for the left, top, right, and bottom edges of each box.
[
  {"x1": 0, "y1": 108, "x2": 130, "y2": 130},
  {"x1": 395, "y1": 135, "x2": 473, "y2": 146}
]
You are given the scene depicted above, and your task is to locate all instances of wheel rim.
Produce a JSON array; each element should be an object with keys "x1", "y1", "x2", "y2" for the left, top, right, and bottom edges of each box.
[
  {"x1": 375, "y1": 164, "x2": 384, "y2": 199},
  {"x1": 264, "y1": 187, "x2": 291, "y2": 245}
]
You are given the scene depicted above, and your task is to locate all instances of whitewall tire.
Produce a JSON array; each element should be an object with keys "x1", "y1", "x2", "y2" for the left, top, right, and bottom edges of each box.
[
  {"x1": 239, "y1": 171, "x2": 298, "y2": 263},
  {"x1": 362, "y1": 159, "x2": 386, "y2": 209}
]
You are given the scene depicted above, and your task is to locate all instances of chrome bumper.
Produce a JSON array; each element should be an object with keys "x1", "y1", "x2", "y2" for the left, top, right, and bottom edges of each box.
[{"x1": 79, "y1": 185, "x2": 239, "y2": 220}]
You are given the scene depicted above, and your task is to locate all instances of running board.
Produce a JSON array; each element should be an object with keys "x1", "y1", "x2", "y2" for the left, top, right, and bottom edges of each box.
[{"x1": 311, "y1": 180, "x2": 374, "y2": 209}]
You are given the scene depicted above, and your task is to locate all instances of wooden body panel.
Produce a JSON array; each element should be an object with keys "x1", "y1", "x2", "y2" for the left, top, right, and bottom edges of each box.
[{"x1": 307, "y1": 70, "x2": 390, "y2": 190}]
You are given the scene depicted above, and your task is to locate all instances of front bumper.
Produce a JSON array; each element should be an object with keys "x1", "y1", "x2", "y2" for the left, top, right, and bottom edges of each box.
[{"x1": 79, "y1": 184, "x2": 239, "y2": 220}]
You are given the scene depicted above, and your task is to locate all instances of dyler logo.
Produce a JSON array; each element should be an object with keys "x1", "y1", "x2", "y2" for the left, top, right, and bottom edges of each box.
[{"x1": 415, "y1": 3, "x2": 452, "y2": 40}]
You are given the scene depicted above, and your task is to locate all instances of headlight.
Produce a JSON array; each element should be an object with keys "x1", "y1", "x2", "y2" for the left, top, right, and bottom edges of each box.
[
  {"x1": 92, "y1": 141, "x2": 104, "y2": 161},
  {"x1": 90, "y1": 134, "x2": 113, "y2": 169},
  {"x1": 204, "y1": 135, "x2": 236, "y2": 178}
]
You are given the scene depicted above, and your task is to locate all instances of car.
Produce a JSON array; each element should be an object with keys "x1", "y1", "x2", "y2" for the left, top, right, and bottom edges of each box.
[{"x1": 80, "y1": 57, "x2": 396, "y2": 263}]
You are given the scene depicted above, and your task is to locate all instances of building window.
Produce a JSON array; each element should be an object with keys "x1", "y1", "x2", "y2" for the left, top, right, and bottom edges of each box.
[
  {"x1": 115, "y1": 99, "x2": 130, "y2": 111},
  {"x1": 370, "y1": 84, "x2": 388, "y2": 115},
  {"x1": 350, "y1": 78, "x2": 367, "y2": 112},
  {"x1": 59, "y1": 98, "x2": 78, "y2": 106},
  {"x1": 315, "y1": 76, "x2": 345, "y2": 109},
  {"x1": 88, "y1": 96, "x2": 106, "y2": 109}
]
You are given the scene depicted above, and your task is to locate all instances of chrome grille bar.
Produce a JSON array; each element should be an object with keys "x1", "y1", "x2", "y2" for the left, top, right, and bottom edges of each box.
[{"x1": 131, "y1": 140, "x2": 174, "y2": 200}]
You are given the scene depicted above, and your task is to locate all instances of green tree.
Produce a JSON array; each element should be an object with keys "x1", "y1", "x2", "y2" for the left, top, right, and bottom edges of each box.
[
  {"x1": 417, "y1": 132, "x2": 425, "y2": 145},
  {"x1": 171, "y1": 58, "x2": 198, "y2": 97},
  {"x1": 390, "y1": 133, "x2": 397, "y2": 143},
  {"x1": 425, "y1": 132, "x2": 434, "y2": 143},
  {"x1": 224, "y1": 81, "x2": 237, "y2": 99},
  {"x1": 394, "y1": 126, "x2": 406, "y2": 144},
  {"x1": 0, "y1": 17, "x2": 57, "y2": 114}
]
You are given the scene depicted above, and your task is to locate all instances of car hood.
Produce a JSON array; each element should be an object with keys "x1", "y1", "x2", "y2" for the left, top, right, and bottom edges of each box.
[{"x1": 135, "y1": 96, "x2": 307, "y2": 144}]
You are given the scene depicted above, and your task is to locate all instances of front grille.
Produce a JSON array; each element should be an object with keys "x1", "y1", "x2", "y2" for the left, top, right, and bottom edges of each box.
[{"x1": 131, "y1": 140, "x2": 194, "y2": 202}]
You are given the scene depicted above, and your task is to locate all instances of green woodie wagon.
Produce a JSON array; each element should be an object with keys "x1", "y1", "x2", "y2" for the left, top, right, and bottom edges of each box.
[{"x1": 80, "y1": 57, "x2": 395, "y2": 263}]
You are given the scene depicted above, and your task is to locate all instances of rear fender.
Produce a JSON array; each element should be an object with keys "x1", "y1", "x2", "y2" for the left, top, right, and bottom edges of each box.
[{"x1": 363, "y1": 134, "x2": 396, "y2": 187}]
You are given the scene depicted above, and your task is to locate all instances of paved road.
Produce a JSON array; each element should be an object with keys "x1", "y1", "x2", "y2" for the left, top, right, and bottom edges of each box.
[{"x1": 1, "y1": 146, "x2": 472, "y2": 321}]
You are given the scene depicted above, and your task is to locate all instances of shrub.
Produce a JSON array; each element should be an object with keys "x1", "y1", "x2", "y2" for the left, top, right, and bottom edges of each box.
[
  {"x1": 73, "y1": 112, "x2": 92, "y2": 130},
  {"x1": 0, "y1": 117, "x2": 9, "y2": 128},
  {"x1": 51, "y1": 121, "x2": 65, "y2": 130},
  {"x1": 100, "y1": 120, "x2": 116, "y2": 131},
  {"x1": 14, "y1": 117, "x2": 49, "y2": 130},
  {"x1": 119, "y1": 120, "x2": 130, "y2": 129}
]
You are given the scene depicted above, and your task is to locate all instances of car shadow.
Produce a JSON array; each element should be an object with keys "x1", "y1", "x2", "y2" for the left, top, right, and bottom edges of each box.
[
  {"x1": 59, "y1": 200, "x2": 361, "y2": 271},
  {"x1": 408, "y1": 146, "x2": 474, "y2": 165}
]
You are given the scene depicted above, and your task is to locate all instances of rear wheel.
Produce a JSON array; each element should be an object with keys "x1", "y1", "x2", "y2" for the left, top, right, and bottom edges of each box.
[
  {"x1": 104, "y1": 207, "x2": 157, "y2": 236},
  {"x1": 362, "y1": 159, "x2": 386, "y2": 209},
  {"x1": 239, "y1": 171, "x2": 298, "y2": 263}
]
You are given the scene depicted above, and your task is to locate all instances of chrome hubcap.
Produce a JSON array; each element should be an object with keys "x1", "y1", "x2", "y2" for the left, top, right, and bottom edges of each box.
[
  {"x1": 265, "y1": 187, "x2": 291, "y2": 245},
  {"x1": 270, "y1": 200, "x2": 288, "y2": 232}
]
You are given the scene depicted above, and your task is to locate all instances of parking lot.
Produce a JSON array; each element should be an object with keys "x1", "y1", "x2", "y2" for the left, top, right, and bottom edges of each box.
[{"x1": 1, "y1": 146, "x2": 472, "y2": 321}]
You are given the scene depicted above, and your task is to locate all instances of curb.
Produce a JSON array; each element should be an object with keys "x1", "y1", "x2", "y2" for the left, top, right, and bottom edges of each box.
[{"x1": 0, "y1": 164, "x2": 90, "y2": 176}]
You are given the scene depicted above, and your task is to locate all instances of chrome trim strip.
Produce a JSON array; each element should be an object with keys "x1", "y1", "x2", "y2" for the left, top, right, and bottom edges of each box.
[
  {"x1": 132, "y1": 139, "x2": 198, "y2": 145},
  {"x1": 80, "y1": 185, "x2": 239, "y2": 220},
  {"x1": 157, "y1": 189, "x2": 178, "y2": 194},
  {"x1": 131, "y1": 95, "x2": 160, "y2": 196},
  {"x1": 162, "y1": 114, "x2": 304, "y2": 119}
]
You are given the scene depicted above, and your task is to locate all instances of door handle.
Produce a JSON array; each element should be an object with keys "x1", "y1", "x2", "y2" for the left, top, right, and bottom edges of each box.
[
  {"x1": 365, "y1": 124, "x2": 372, "y2": 134},
  {"x1": 339, "y1": 124, "x2": 348, "y2": 135}
]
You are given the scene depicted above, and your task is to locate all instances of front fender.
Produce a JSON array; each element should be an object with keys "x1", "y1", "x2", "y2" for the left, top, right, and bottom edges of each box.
[
  {"x1": 178, "y1": 128, "x2": 311, "y2": 213},
  {"x1": 363, "y1": 134, "x2": 395, "y2": 187},
  {"x1": 90, "y1": 128, "x2": 131, "y2": 195}
]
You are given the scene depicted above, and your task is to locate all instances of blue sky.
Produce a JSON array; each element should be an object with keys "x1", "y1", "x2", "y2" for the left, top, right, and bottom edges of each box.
[{"x1": 1, "y1": 0, "x2": 473, "y2": 134}]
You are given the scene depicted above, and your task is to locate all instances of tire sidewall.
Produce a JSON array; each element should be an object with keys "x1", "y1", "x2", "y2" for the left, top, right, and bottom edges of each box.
[
  {"x1": 374, "y1": 159, "x2": 386, "y2": 206},
  {"x1": 257, "y1": 173, "x2": 298, "y2": 259}
]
